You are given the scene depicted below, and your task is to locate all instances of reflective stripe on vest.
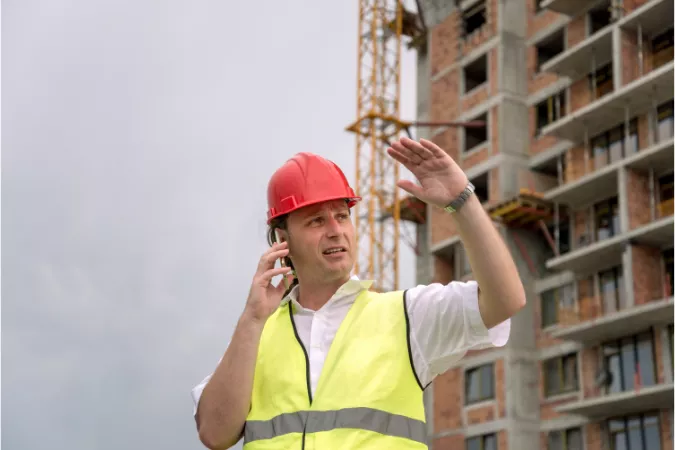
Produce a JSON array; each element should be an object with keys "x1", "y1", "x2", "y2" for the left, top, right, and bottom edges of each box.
[{"x1": 244, "y1": 407, "x2": 427, "y2": 445}]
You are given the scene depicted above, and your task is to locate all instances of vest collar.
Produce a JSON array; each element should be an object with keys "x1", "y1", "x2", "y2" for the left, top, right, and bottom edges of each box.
[{"x1": 281, "y1": 275, "x2": 373, "y2": 311}]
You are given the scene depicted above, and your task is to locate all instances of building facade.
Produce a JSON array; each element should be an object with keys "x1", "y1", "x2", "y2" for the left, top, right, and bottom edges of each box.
[{"x1": 412, "y1": 0, "x2": 674, "y2": 449}]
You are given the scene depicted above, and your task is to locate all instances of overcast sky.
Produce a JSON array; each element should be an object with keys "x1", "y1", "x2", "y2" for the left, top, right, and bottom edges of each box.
[{"x1": 3, "y1": 1, "x2": 419, "y2": 449}]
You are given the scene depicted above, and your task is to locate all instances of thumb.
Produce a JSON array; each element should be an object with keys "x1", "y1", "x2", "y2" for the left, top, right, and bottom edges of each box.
[{"x1": 397, "y1": 179, "x2": 425, "y2": 198}]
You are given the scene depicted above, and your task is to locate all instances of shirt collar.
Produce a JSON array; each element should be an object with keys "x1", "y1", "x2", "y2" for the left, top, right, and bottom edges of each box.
[{"x1": 280, "y1": 275, "x2": 373, "y2": 309}]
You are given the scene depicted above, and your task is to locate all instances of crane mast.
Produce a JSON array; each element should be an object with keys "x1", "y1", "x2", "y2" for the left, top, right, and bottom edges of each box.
[{"x1": 346, "y1": 0, "x2": 407, "y2": 292}]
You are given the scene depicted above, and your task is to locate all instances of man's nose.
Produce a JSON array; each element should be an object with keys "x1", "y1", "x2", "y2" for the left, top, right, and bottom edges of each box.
[{"x1": 325, "y1": 216, "x2": 341, "y2": 236}]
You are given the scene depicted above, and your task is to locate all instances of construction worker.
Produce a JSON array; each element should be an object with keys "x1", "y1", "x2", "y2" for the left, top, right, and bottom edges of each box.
[{"x1": 192, "y1": 137, "x2": 526, "y2": 449}]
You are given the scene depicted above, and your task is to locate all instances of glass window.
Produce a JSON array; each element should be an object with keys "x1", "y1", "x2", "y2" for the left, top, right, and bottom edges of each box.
[
  {"x1": 600, "y1": 266, "x2": 624, "y2": 313},
  {"x1": 652, "y1": 27, "x2": 674, "y2": 69},
  {"x1": 589, "y1": 62, "x2": 613, "y2": 99},
  {"x1": 609, "y1": 127, "x2": 623, "y2": 163},
  {"x1": 465, "y1": 364, "x2": 494, "y2": 404},
  {"x1": 592, "y1": 134, "x2": 609, "y2": 169},
  {"x1": 605, "y1": 413, "x2": 660, "y2": 450},
  {"x1": 544, "y1": 353, "x2": 578, "y2": 397},
  {"x1": 595, "y1": 197, "x2": 619, "y2": 242},
  {"x1": 549, "y1": 427, "x2": 584, "y2": 450},
  {"x1": 657, "y1": 100, "x2": 674, "y2": 142},
  {"x1": 663, "y1": 248, "x2": 674, "y2": 297},
  {"x1": 602, "y1": 332, "x2": 656, "y2": 394},
  {"x1": 541, "y1": 289, "x2": 558, "y2": 327},
  {"x1": 466, "y1": 433, "x2": 496, "y2": 450}
]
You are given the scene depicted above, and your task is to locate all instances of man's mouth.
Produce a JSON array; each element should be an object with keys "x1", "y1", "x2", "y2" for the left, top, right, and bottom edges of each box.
[{"x1": 323, "y1": 247, "x2": 346, "y2": 255}]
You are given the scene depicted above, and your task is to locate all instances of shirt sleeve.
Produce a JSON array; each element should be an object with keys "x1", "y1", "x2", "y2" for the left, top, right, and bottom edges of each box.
[
  {"x1": 191, "y1": 373, "x2": 213, "y2": 417},
  {"x1": 406, "y1": 280, "x2": 511, "y2": 386}
]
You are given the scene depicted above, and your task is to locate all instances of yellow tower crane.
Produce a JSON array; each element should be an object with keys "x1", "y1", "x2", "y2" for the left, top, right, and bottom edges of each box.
[{"x1": 345, "y1": 1, "x2": 481, "y2": 292}]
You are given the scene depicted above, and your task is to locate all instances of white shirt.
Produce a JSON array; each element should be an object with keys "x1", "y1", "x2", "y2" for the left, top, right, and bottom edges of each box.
[{"x1": 191, "y1": 276, "x2": 510, "y2": 415}]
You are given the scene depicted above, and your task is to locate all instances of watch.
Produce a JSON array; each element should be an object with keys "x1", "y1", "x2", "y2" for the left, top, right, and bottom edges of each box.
[{"x1": 443, "y1": 181, "x2": 475, "y2": 213}]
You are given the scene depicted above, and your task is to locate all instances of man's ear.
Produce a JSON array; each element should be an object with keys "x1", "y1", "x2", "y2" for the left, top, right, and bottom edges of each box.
[{"x1": 275, "y1": 228, "x2": 288, "y2": 243}]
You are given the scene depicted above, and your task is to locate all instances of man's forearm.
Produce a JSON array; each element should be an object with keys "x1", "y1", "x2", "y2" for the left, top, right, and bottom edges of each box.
[
  {"x1": 196, "y1": 311, "x2": 265, "y2": 450},
  {"x1": 452, "y1": 194, "x2": 526, "y2": 329}
]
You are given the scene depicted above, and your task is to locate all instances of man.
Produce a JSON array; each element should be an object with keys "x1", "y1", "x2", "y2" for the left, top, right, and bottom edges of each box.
[{"x1": 192, "y1": 137, "x2": 526, "y2": 449}]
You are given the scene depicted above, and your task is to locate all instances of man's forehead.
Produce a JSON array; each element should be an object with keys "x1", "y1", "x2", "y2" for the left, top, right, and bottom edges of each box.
[{"x1": 295, "y1": 200, "x2": 349, "y2": 217}]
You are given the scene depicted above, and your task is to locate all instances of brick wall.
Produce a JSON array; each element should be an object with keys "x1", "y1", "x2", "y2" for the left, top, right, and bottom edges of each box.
[
  {"x1": 488, "y1": 168, "x2": 500, "y2": 206},
  {"x1": 528, "y1": 38, "x2": 561, "y2": 94},
  {"x1": 433, "y1": 367, "x2": 463, "y2": 432},
  {"x1": 578, "y1": 277, "x2": 600, "y2": 321},
  {"x1": 567, "y1": 15, "x2": 586, "y2": 48},
  {"x1": 431, "y1": 70, "x2": 460, "y2": 123},
  {"x1": 655, "y1": 325, "x2": 667, "y2": 383},
  {"x1": 570, "y1": 76, "x2": 591, "y2": 112},
  {"x1": 430, "y1": 205, "x2": 458, "y2": 245},
  {"x1": 527, "y1": 0, "x2": 564, "y2": 39},
  {"x1": 460, "y1": 0, "x2": 498, "y2": 56},
  {"x1": 565, "y1": 145, "x2": 587, "y2": 182},
  {"x1": 580, "y1": 347, "x2": 600, "y2": 398},
  {"x1": 434, "y1": 127, "x2": 460, "y2": 162},
  {"x1": 498, "y1": 430, "x2": 508, "y2": 450},
  {"x1": 462, "y1": 145, "x2": 490, "y2": 169},
  {"x1": 466, "y1": 404, "x2": 496, "y2": 424},
  {"x1": 489, "y1": 106, "x2": 499, "y2": 155},
  {"x1": 431, "y1": 13, "x2": 460, "y2": 77},
  {"x1": 660, "y1": 409, "x2": 673, "y2": 450},
  {"x1": 462, "y1": 83, "x2": 490, "y2": 111},
  {"x1": 530, "y1": 104, "x2": 561, "y2": 155},
  {"x1": 432, "y1": 434, "x2": 464, "y2": 450},
  {"x1": 586, "y1": 422, "x2": 603, "y2": 450},
  {"x1": 626, "y1": 168, "x2": 653, "y2": 229},
  {"x1": 632, "y1": 244, "x2": 664, "y2": 304},
  {"x1": 621, "y1": 28, "x2": 655, "y2": 86},
  {"x1": 496, "y1": 359, "x2": 505, "y2": 418}
]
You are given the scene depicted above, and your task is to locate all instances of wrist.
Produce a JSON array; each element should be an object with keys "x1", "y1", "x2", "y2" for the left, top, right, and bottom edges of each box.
[
  {"x1": 240, "y1": 307, "x2": 268, "y2": 331},
  {"x1": 443, "y1": 180, "x2": 475, "y2": 214}
]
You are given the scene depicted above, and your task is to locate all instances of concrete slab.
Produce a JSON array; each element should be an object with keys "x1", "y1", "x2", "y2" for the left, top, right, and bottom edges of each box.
[
  {"x1": 555, "y1": 383, "x2": 674, "y2": 419},
  {"x1": 543, "y1": 164, "x2": 619, "y2": 208},
  {"x1": 550, "y1": 297, "x2": 674, "y2": 344},
  {"x1": 539, "y1": 0, "x2": 588, "y2": 16},
  {"x1": 619, "y1": 0, "x2": 674, "y2": 36}
]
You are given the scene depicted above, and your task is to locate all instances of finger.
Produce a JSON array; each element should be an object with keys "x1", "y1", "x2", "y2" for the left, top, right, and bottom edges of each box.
[
  {"x1": 397, "y1": 179, "x2": 425, "y2": 198},
  {"x1": 391, "y1": 140, "x2": 423, "y2": 165},
  {"x1": 400, "y1": 137, "x2": 434, "y2": 160},
  {"x1": 272, "y1": 272, "x2": 296, "y2": 294},
  {"x1": 258, "y1": 266, "x2": 292, "y2": 285},
  {"x1": 259, "y1": 248, "x2": 289, "y2": 271},
  {"x1": 419, "y1": 138, "x2": 448, "y2": 158},
  {"x1": 387, "y1": 146, "x2": 415, "y2": 167}
]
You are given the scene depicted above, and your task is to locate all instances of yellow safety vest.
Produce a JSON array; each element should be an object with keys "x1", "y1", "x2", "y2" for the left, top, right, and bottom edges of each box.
[{"x1": 243, "y1": 289, "x2": 428, "y2": 449}]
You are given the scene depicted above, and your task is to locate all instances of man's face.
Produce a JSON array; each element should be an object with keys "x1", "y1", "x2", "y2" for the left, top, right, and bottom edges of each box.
[{"x1": 282, "y1": 200, "x2": 355, "y2": 284}]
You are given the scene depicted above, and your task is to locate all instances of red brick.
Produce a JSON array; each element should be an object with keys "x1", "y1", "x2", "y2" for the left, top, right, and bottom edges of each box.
[
  {"x1": 567, "y1": 15, "x2": 586, "y2": 48},
  {"x1": 572, "y1": 209, "x2": 590, "y2": 249},
  {"x1": 527, "y1": 0, "x2": 564, "y2": 39},
  {"x1": 655, "y1": 326, "x2": 666, "y2": 384},
  {"x1": 459, "y1": 0, "x2": 498, "y2": 57},
  {"x1": 431, "y1": 70, "x2": 460, "y2": 123},
  {"x1": 488, "y1": 168, "x2": 500, "y2": 206},
  {"x1": 433, "y1": 368, "x2": 463, "y2": 431},
  {"x1": 489, "y1": 47, "x2": 499, "y2": 96},
  {"x1": 626, "y1": 168, "x2": 653, "y2": 229},
  {"x1": 462, "y1": 146, "x2": 489, "y2": 170},
  {"x1": 462, "y1": 84, "x2": 490, "y2": 112},
  {"x1": 498, "y1": 430, "x2": 508, "y2": 450},
  {"x1": 632, "y1": 244, "x2": 664, "y2": 304},
  {"x1": 433, "y1": 434, "x2": 464, "y2": 450},
  {"x1": 581, "y1": 347, "x2": 600, "y2": 398},
  {"x1": 565, "y1": 145, "x2": 587, "y2": 182},
  {"x1": 638, "y1": 114, "x2": 651, "y2": 149},
  {"x1": 431, "y1": 12, "x2": 461, "y2": 77},
  {"x1": 466, "y1": 404, "x2": 495, "y2": 425},
  {"x1": 489, "y1": 106, "x2": 499, "y2": 155},
  {"x1": 660, "y1": 409, "x2": 673, "y2": 450},
  {"x1": 570, "y1": 77, "x2": 591, "y2": 112},
  {"x1": 578, "y1": 278, "x2": 600, "y2": 321},
  {"x1": 586, "y1": 422, "x2": 603, "y2": 450}
]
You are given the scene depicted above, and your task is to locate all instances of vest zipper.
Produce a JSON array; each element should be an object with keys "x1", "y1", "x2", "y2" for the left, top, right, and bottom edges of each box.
[{"x1": 288, "y1": 303, "x2": 312, "y2": 449}]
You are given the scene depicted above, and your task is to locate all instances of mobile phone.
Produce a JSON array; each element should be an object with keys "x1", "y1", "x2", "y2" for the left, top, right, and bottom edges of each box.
[{"x1": 275, "y1": 229, "x2": 290, "y2": 289}]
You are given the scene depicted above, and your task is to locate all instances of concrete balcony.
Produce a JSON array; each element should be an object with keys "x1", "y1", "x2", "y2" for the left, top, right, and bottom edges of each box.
[
  {"x1": 539, "y1": 0, "x2": 589, "y2": 17},
  {"x1": 546, "y1": 215, "x2": 674, "y2": 274},
  {"x1": 550, "y1": 297, "x2": 674, "y2": 344},
  {"x1": 544, "y1": 137, "x2": 674, "y2": 208},
  {"x1": 619, "y1": 0, "x2": 674, "y2": 37},
  {"x1": 540, "y1": 25, "x2": 613, "y2": 80},
  {"x1": 541, "y1": 61, "x2": 674, "y2": 143},
  {"x1": 556, "y1": 383, "x2": 674, "y2": 419}
]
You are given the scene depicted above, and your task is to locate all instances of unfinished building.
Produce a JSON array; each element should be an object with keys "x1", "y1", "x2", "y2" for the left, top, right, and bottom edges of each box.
[{"x1": 409, "y1": 0, "x2": 675, "y2": 449}]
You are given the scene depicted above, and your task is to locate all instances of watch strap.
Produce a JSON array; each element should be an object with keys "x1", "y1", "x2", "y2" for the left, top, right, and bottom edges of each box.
[{"x1": 443, "y1": 181, "x2": 475, "y2": 213}]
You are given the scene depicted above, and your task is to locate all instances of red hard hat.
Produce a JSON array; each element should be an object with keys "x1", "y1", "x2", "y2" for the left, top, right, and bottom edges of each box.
[{"x1": 267, "y1": 152, "x2": 360, "y2": 223}]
